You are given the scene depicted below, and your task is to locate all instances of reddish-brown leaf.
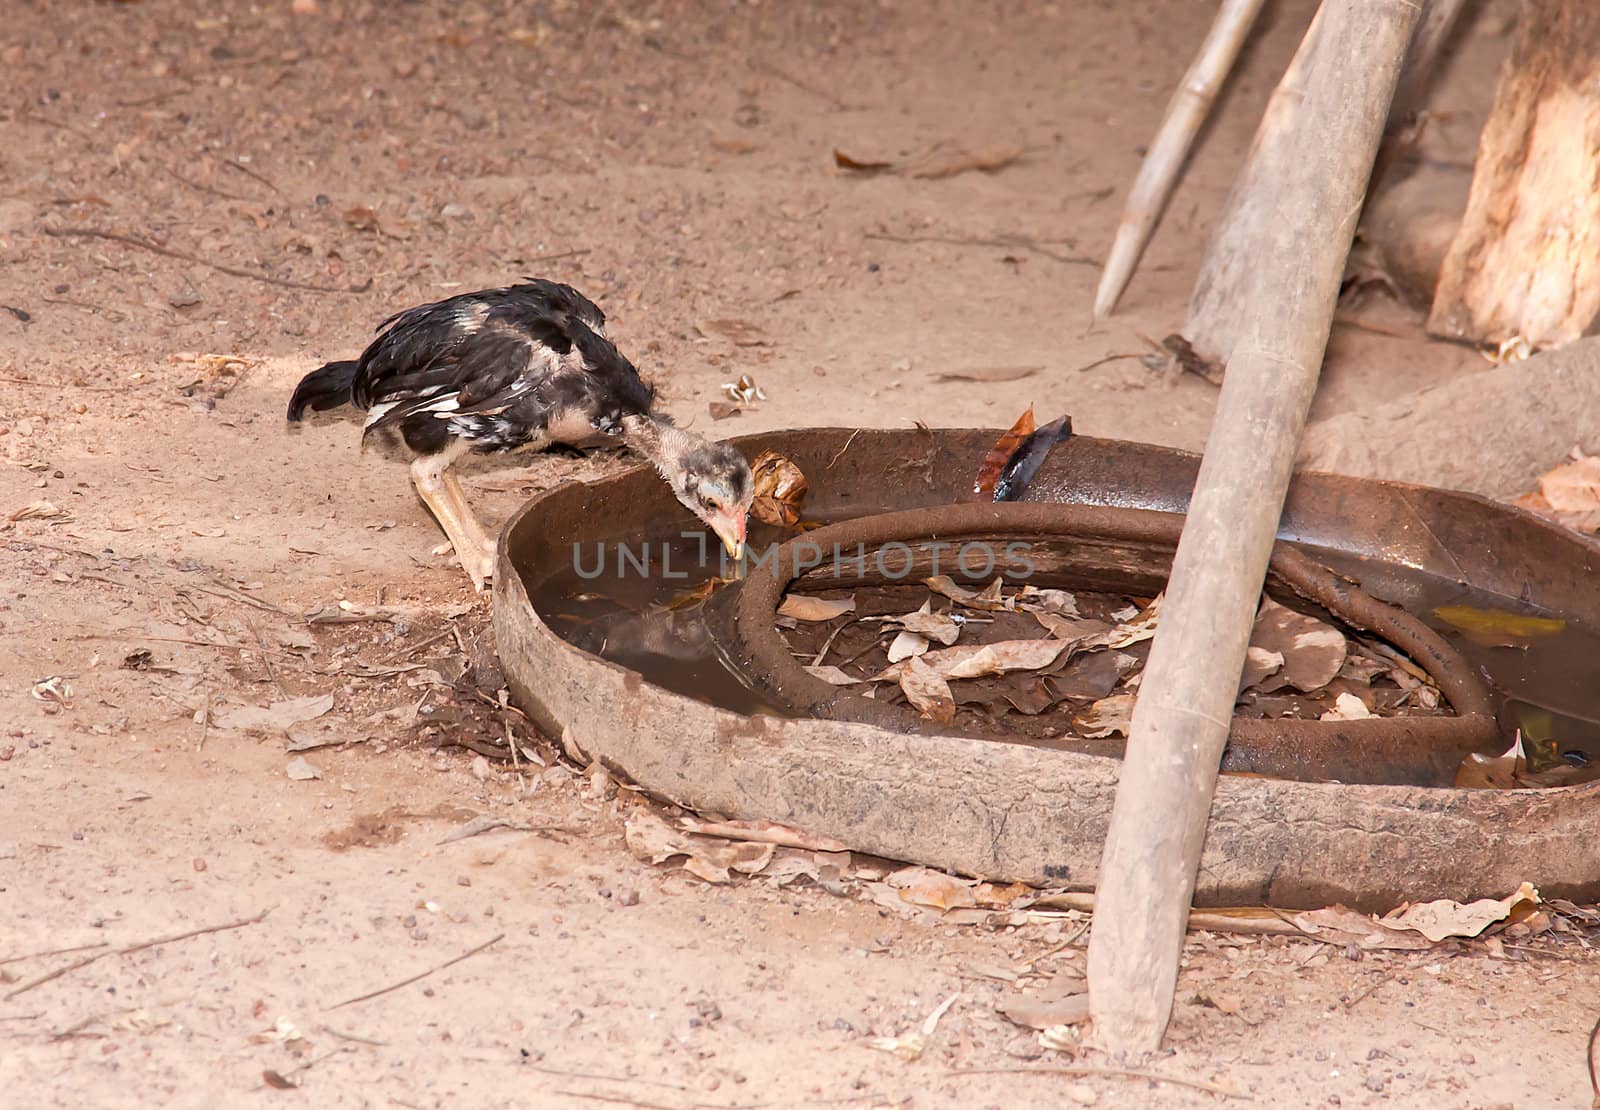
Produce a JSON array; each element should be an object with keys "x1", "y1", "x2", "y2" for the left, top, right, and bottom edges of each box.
[{"x1": 970, "y1": 406, "x2": 1035, "y2": 500}]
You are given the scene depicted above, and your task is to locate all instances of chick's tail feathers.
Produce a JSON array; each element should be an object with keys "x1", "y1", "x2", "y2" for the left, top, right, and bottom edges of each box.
[{"x1": 286, "y1": 360, "x2": 360, "y2": 421}]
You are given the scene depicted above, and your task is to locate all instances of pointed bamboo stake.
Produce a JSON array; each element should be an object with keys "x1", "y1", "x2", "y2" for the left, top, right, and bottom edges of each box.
[
  {"x1": 1093, "y1": 0, "x2": 1268, "y2": 319},
  {"x1": 1086, "y1": 0, "x2": 1421, "y2": 1056}
]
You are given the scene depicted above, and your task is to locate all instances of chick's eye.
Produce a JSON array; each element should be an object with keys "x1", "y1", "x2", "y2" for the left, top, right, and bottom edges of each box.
[{"x1": 700, "y1": 494, "x2": 717, "y2": 511}]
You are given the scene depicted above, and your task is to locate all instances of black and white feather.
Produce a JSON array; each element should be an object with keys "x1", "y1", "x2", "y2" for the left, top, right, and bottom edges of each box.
[
  {"x1": 287, "y1": 278, "x2": 754, "y2": 589},
  {"x1": 289, "y1": 278, "x2": 655, "y2": 458}
]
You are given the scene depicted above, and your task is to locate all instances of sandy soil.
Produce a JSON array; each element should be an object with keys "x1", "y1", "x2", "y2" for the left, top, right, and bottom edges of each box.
[{"x1": 3, "y1": 1, "x2": 1596, "y2": 1107}]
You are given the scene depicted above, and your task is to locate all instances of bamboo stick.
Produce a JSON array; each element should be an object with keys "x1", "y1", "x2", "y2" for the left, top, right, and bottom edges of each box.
[
  {"x1": 1093, "y1": 0, "x2": 1268, "y2": 319},
  {"x1": 1086, "y1": 0, "x2": 1422, "y2": 1056}
]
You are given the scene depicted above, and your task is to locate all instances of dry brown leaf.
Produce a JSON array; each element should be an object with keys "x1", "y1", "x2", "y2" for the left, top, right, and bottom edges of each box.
[
  {"x1": 998, "y1": 990, "x2": 1090, "y2": 1030},
  {"x1": 708, "y1": 400, "x2": 742, "y2": 421},
  {"x1": 1380, "y1": 882, "x2": 1539, "y2": 942},
  {"x1": 697, "y1": 318, "x2": 771, "y2": 347},
  {"x1": 893, "y1": 603, "x2": 962, "y2": 646},
  {"x1": 1034, "y1": 612, "x2": 1112, "y2": 642},
  {"x1": 1050, "y1": 649, "x2": 1138, "y2": 701},
  {"x1": 749, "y1": 449, "x2": 808, "y2": 527},
  {"x1": 924, "y1": 575, "x2": 1014, "y2": 611},
  {"x1": 1016, "y1": 586, "x2": 1079, "y2": 616},
  {"x1": 900, "y1": 656, "x2": 956, "y2": 724},
  {"x1": 1319, "y1": 691, "x2": 1374, "y2": 721},
  {"x1": 678, "y1": 817, "x2": 848, "y2": 853},
  {"x1": 7, "y1": 500, "x2": 66, "y2": 523},
  {"x1": 1250, "y1": 597, "x2": 1346, "y2": 693},
  {"x1": 777, "y1": 593, "x2": 855, "y2": 621},
  {"x1": 805, "y1": 664, "x2": 860, "y2": 686},
  {"x1": 886, "y1": 629, "x2": 930, "y2": 662},
  {"x1": 934, "y1": 365, "x2": 1042, "y2": 383},
  {"x1": 832, "y1": 148, "x2": 894, "y2": 172},
  {"x1": 1289, "y1": 906, "x2": 1435, "y2": 950},
  {"x1": 1536, "y1": 453, "x2": 1600, "y2": 513},
  {"x1": 1076, "y1": 692, "x2": 1135, "y2": 739},
  {"x1": 1104, "y1": 593, "x2": 1162, "y2": 649},
  {"x1": 908, "y1": 143, "x2": 1024, "y2": 179},
  {"x1": 1238, "y1": 645, "x2": 1285, "y2": 692},
  {"x1": 887, "y1": 866, "x2": 977, "y2": 910},
  {"x1": 215, "y1": 694, "x2": 335, "y2": 733},
  {"x1": 623, "y1": 811, "x2": 774, "y2": 883},
  {"x1": 943, "y1": 639, "x2": 1068, "y2": 680}
]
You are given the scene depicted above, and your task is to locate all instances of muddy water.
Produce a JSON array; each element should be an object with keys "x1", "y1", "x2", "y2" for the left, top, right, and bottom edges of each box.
[{"x1": 532, "y1": 531, "x2": 1600, "y2": 775}]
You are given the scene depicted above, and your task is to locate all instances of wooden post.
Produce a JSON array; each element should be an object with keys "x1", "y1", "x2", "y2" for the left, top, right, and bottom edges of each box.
[
  {"x1": 1086, "y1": 0, "x2": 1420, "y2": 1057},
  {"x1": 1093, "y1": 0, "x2": 1268, "y2": 319},
  {"x1": 1426, "y1": 0, "x2": 1600, "y2": 349},
  {"x1": 1367, "y1": 0, "x2": 1472, "y2": 196},
  {"x1": 1180, "y1": 4, "x2": 1326, "y2": 369}
]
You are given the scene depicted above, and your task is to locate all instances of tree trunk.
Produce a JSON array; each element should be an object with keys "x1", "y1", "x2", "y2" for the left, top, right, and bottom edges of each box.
[{"x1": 1426, "y1": 0, "x2": 1600, "y2": 349}]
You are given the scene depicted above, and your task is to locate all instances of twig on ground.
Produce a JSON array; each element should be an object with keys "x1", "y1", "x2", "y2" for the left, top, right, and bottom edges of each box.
[
  {"x1": 0, "y1": 941, "x2": 109, "y2": 967},
  {"x1": 865, "y1": 231, "x2": 1095, "y2": 267},
  {"x1": 1075, "y1": 353, "x2": 1145, "y2": 373},
  {"x1": 4, "y1": 909, "x2": 270, "y2": 1000},
  {"x1": 327, "y1": 933, "x2": 504, "y2": 1010},
  {"x1": 752, "y1": 59, "x2": 850, "y2": 109},
  {"x1": 222, "y1": 158, "x2": 282, "y2": 194},
  {"x1": 245, "y1": 617, "x2": 287, "y2": 697},
  {"x1": 321, "y1": 1024, "x2": 390, "y2": 1047},
  {"x1": 521, "y1": 248, "x2": 592, "y2": 267},
  {"x1": 948, "y1": 1065, "x2": 1247, "y2": 1099},
  {"x1": 42, "y1": 226, "x2": 371, "y2": 294},
  {"x1": 196, "y1": 693, "x2": 211, "y2": 752}
]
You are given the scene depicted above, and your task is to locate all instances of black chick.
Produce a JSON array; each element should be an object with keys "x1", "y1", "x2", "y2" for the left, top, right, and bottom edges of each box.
[{"x1": 288, "y1": 279, "x2": 752, "y2": 590}]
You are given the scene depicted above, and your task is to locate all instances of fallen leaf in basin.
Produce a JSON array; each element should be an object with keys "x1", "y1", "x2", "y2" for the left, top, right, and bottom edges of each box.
[
  {"x1": 1319, "y1": 691, "x2": 1374, "y2": 721},
  {"x1": 924, "y1": 575, "x2": 1015, "y2": 611},
  {"x1": 1034, "y1": 612, "x2": 1112, "y2": 642},
  {"x1": 778, "y1": 593, "x2": 855, "y2": 621},
  {"x1": 892, "y1": 603, "x2": 962, "y2": 645},
  {"x1": 1380, "y1": 882, "x2": 1539, "y2": 942},
  {"x1": 1238, "y1": 645, "x2": 1285, "y2": 692},
  {"x1": 1433, "y1": 604, "x2": 1565, "y2": 645},
  {"x1": 887, "y1": 629, "x2": 930, "y2": 663},
  {"x1": 943, "y1": 638, "x2": 1068, "y2": 679},
  {"x1": 804, "y1": 664, "x2": 860, "y2": 686},
  {"x1": 1017, "y1": 585, "x2": 1079, "y2": 616},
  {"x1": 1076, "y1": 692, "x2": 1135, "y2": 738},
  {"x1": 899, "y1": 656, "x2": 956, "y2": 724},
  {"x1": 1250, "y1": 598, "x2": 1345, "y2": 692}
]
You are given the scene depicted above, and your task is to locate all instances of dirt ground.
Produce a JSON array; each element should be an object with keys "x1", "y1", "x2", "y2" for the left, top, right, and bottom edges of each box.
[{"x1": 3, "y1": 1, "x2": 1596, "y2": 1106}]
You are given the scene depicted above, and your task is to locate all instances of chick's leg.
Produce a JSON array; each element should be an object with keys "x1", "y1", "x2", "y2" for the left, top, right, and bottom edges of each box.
[
  {"x1": 410, "y1": 451, "x2": 495, "y2": 591},
  {"x1": 441, "y1": 471, "x2": 497, "y2": 565}
]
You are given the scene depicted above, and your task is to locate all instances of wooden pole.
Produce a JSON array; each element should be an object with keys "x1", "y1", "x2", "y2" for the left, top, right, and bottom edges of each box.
[
  {"x1": 1367, "y1": 0, "x2": 1472, "y2": 196},
  {"x1": 1093, "y1": 0, "x2": 1268, "y2": 319},
  {"x1": 1181, "y1": 3, "x2": 1327, "y2": 369},
  {"x1": 1086, "y1": 0, "x2": 1420, "y2": 1057},
  {"x1": 1426, "y1": 0, "x2": 1600, "y2": 350}
]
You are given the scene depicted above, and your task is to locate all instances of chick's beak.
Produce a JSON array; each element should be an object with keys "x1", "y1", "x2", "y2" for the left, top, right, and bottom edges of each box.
[{"x1": 708, "y1": 507, "x2": 747, "y2": 562}]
